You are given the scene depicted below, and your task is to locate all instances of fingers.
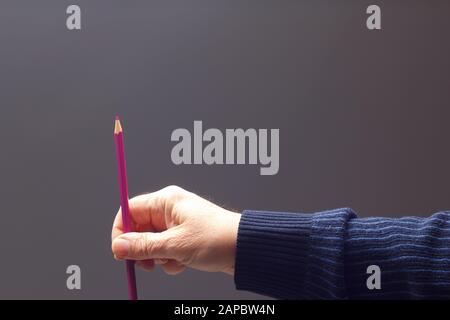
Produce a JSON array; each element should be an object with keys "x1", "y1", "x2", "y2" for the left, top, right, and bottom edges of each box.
[
  {"x1": 112, "y1": 229, "x2": 181, "y2": 261},
  {"x1": 154, "y1": 259, "x2": 168, "y2": 265},
  {"x1": 160, "y1": 260, "x2": 186, "y2": 275},
  {"x1": 111, "y1": 210, "x2": 124, "y2": 241},
  {"x1": 135, "y1": 259, "x2": 185, "y2": 275},
  {"x1": 111, "y1": 186, "x2": 188, "y2": 241},
  {"x1": 111, "y1": 186, "x2": 190, "y2": 276},
  {"x1": 111, "y1": 195, "x2": 154, "y2": 240},
  {"x1": 136, "y1": 259, "x2": 155, "y2": 271}
]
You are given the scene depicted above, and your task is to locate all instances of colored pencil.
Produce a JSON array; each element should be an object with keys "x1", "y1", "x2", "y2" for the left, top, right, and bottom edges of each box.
[{"x1": 114, "y1": 116, "x2": 138, "y2": 300}]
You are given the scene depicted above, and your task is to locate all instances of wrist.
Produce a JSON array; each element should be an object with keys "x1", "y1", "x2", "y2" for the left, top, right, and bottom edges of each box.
[{"x1": 222, "y1": 211, "x2": 241, "y2": 276}]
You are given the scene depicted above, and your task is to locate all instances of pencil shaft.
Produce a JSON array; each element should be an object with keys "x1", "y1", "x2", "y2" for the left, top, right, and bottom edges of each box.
[
  {"x1": 114, "y1": 123, "x2": 138, "y2": 300},
  {"x1": 115, "y1": 133, "x2": 132, "y2": 231},
  {"x1": 126, "y1": 260, "x2": 138, "y2": 300}
]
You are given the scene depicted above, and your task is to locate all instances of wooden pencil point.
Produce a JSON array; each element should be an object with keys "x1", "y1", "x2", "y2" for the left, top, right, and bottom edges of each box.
[{"x1": 114, "y1": 119, "x2": 123, "y2": 134}]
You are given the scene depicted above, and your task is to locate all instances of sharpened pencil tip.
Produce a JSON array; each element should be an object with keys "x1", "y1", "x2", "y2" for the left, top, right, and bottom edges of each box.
[{"x1": 114, "y1": 118, "x2": 123, "y2": 134}]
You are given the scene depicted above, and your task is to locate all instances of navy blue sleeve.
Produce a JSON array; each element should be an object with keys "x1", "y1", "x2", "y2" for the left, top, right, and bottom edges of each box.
[{"x1": 234, "y1": 208, "x2": 450, "y2": 299}]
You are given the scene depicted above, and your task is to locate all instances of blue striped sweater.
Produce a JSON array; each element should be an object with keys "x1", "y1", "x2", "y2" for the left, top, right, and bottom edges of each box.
[{"x1": 234, "y1": 208, "x2": 450, "y2": 299}]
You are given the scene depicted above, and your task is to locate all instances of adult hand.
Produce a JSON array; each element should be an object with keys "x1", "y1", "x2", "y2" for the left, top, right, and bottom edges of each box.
[{"x1": 111, "y1": 186, "x2": 241, "y2": 276}]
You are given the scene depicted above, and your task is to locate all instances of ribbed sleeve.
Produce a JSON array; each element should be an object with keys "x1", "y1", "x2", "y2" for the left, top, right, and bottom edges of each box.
[
  {"x1": 234, "y1": 208, "x2": 356, "y2": 299},
  {"x1": 345, "y1": 211, "x2": 450, "y2": 299},
  {"x1": 234, "y1": 209, "x2": 450, "y2": 299}
]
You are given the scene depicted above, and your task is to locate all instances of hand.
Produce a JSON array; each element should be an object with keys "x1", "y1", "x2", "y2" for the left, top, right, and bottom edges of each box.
[{"x1": 111, "y1": 185, "x2": 241, "y2": 276}]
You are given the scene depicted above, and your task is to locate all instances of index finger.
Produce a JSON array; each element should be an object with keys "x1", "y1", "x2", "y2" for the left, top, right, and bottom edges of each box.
[
  {"x1": 111, "y1": 193, "x2": 164, "y2": 241},
  {"x1": 111, "y1": 208, "x2": 125, "y2": 242}
]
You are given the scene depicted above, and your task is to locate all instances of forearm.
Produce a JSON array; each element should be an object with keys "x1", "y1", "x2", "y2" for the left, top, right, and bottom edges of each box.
[
  {"x1": 234, "y1": 208, "x2": 450, "y2": 299},
  {"x1": 234, "y1": 208, "x2": 355, "y2": 299},
  {"x1": 345, "y1": 212, "x2": 450, "y2": 299}
]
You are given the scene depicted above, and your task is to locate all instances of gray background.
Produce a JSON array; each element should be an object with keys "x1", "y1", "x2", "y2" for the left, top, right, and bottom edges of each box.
[{"x1": 0, "y1": 1, "x2": 449, "y2": 299}]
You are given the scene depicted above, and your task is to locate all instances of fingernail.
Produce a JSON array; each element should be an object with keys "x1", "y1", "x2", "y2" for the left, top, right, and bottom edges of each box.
[{"x1": 113, "y1": 238, "x2": 130, "y2": 258}]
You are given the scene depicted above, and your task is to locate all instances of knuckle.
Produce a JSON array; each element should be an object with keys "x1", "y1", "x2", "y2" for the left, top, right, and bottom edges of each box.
[
  {"x1": 164, "y1": 237, "x2": 178, "y2": 256},
  {"x1": 128, "y1": 194, "x2": 142, "y2": 205},
  {"x1": 162, "y1": 263, "x2": 184, "y2": 276},
  {"x1": 133, "y1": 234, "x2": 151, "y2": 258},
  {"x1": 161, "y1": 185, "x2": 186, "y2": 215},
  {"x1": 165, "y1": 269, "x2": 179, "y2": 276},
  {"x1": 148, "y1": 237, "x2": 163, "y2": 256},
  {"x1": 168, "y1": 231, "x2": 194, "y2": 263},
  {"x1": 163, "y1": 185, "x2": 184, "y2": 199}
]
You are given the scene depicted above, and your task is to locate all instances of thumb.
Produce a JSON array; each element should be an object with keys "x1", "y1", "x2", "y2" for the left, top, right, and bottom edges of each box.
[{"x1": 112, "y1": 230, "x2": 178, "y2": 261}]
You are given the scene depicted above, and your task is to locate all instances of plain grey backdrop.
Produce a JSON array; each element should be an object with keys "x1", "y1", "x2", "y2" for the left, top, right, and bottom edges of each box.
[{"x1": 0, "y1": 1, "x2": 449, "y2": 299}]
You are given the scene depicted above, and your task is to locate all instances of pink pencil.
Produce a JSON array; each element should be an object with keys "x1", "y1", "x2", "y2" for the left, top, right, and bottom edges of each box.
[{"x1": 114, "y1": 116, "x2": 138, "y2": 300}]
